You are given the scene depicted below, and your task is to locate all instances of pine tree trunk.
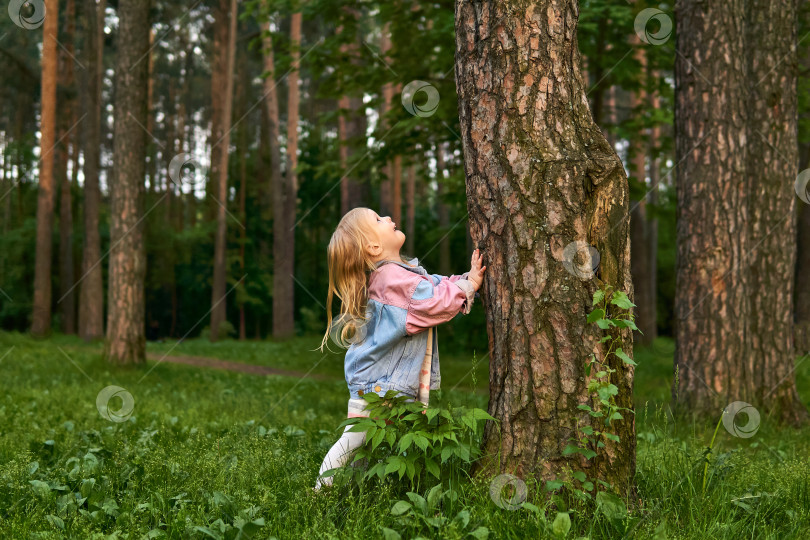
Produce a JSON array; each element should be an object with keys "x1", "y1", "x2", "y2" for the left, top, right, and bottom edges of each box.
[
  {"x1": 406, "y1": 163, "x2": 415, "y2": 255},
  {"x1": 272, "y1": 11, "x2": 300, "y2": 338},
  {"x1": 675, "y1": 0, "x2": 807, "y2": 424},
  {"x1": 673, "y1": 0, "x2": 749, "y2": 414},
  {"x1": 58, "y1": 0, "x2": 77, "y2": 335},
  {"x1": 236, "y1": 38, "x2": 248, "y2": 342},
  {"x1": 260, "y1": 12, "x2": 282, "y2": 292},
  {"x1": 436, "y1": 143, "x2": 451, "y2": 276},
  {"x1": 210, "y1": 0, "x2": 237, "y2": 342},
  {"x1": 629, "y1": 47, "x2": 655, "y2": 345},
  {"x1": 78, "y1": 0, "x2": 105, "y2": 342},
  {"x1": 379, "y1": 26, "x2": 393, "y2": 216},
  {"x1": 32, "y1": 0, "x2": 60, "y2": 337},
  {"x1": 744, "y1": 0, "x2": 807, "y2": 425},
  {"x1": 104, "y1": 0, "x2": 151, "y2": 364},
  {"x1": 455, "y1": 0, "x2": 635, "y2": 497},
  {"x1": 796, "y1": 141, "x2": 810, "y2": 354}
]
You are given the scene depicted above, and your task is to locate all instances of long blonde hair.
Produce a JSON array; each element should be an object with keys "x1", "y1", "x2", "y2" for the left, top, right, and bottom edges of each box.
[{"x1": 319, "y1": 208, "x2": 380, "y2": 352}]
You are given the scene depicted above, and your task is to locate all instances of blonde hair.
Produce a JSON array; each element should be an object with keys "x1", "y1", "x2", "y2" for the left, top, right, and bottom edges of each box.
[{"x1": 319, "y1": 208, "x2": 380, "y2": 352}]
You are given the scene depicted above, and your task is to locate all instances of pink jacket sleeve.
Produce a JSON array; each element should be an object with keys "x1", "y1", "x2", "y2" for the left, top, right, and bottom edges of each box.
[{"x1": 405, "y1": 274, "x2": 476, "y2": 335}]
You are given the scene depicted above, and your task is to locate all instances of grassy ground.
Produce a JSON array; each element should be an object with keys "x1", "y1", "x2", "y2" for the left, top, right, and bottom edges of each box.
[{"x1": 1, "y1": 331, "x2": 809, "y2": 538}]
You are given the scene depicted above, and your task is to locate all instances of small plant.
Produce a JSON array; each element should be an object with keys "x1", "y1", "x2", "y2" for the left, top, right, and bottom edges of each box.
[
  {"x1": 322, "y1": 390, "x2": 497, "y2": 491},
  {"x1": 546, "y1": 283, "x2": 637, "y2": 519},
  {"x1": 381, "y1": 484, "x2": 489, "y2": 539}
]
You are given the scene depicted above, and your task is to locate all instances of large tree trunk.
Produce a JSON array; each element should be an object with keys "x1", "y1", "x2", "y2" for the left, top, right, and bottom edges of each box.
[
  {"x1": 673, "y1": 0, "x2": 749, "y2": 414},
  {"x1": 744, "y1": 0, "x2": 807, "y2": 424},
  {"x1": 272, "y1": 11, "x2": 301, "y2": 338},
  {"x1": 32, "y1": 0, "x2": 60, "y2": 337},
  {"x1": 210, "y1": 0, "x2": 238, "y2": 341},
  {"x1": 260, "y1": 13, "x2": 282, "y2": 270},
  {"x1": 675, "y1": 0, "x2": 807, "y2": 424},
  {"x1": 105, "y1": 0, "x2": 151, "y2": 364},
  {"x1": 455, "y1": 0, "x2": 635, "y2": 497},
  {"x1": 58, "y1": 0, "x2": 77, "y2": 335}
]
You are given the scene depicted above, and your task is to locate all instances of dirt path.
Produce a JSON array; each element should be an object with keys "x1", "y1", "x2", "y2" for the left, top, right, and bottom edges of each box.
[{"x1": 146, "y1": 352, "x2": 336, "y2": 381}]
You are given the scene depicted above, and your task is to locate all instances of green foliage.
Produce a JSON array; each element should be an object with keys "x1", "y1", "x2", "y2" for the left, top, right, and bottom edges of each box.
[
  {"x1": 322, "y1": 390, "x2": 496, "y2": 492},
  {"x1": 381, "y1": 484, "x2": 490, "y2": 540},
  {"x1": 546, "y1": 283, "x2": 637, "y2": 529}
]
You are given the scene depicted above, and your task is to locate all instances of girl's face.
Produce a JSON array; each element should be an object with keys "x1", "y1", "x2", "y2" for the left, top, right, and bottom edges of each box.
[{"x1": 364, "y1": 209, "x2": 405, "y2": 261}]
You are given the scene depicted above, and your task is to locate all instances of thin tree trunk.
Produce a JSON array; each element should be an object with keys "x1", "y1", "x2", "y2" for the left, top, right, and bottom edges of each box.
[
  {"x1": 405, "y1": 163, "x2": 415, "y2": 255},
  {"x1": 260, "y1": 12, "x2": 282, "y2": 297},
  {"x1": 105, "y1": 0, "x2": 151, "y2": 364},
  {"x1": 744, "y1": 0, "x2": 807, "y2": 424},
  {"x1": 208, "y1": 0, "x2": 228, "y2": 224},
  {"x1": 456, "y1": 0, "x2": 635, "y2": 497},
  {"x1": 436, "y1": 142, "x2": 451, "y2": 276},
  {"x1": 236, "y1": 33, "x2": 248, "y2": 342},
  {"x1": 379, "y1": 26, "x2": 393, "y2": 216},
  {"x1": 78, "y1": 0, "x2": 105, "y2": 342},
  {"x1": 58, "y1": 0, "x2": 77, "y2": 335},
  {"x1": 629, "y1": 46, "x2": 654, "y2": 345},
  {"x1": 210, "y1": 0, "x2": 238, "y2": 341},
  {"x1": 270, "y1": 9, "x2": 299, "y2": 338},
  {"x1": 32, "y1": 0, "x2": 60, "y2": 337}
]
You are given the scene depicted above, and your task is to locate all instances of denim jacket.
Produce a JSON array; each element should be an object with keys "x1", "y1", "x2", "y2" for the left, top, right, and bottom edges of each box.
[{"x1": 345, "y1": 257, "x2": 476, "y2": 400}]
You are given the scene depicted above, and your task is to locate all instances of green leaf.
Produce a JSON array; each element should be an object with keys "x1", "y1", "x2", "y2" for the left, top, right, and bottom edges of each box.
[
  {"x1": 441, "y1": 444, "x2": 456, "y2": 463},
  {"x1": 381, "y1": 527, "x2": 403, "y2": 540},
  {"x1": 604, "y1": 433, "x2": 621, "y2": 443},
  {"x1": 469, "y1": 526, "x2": 490, "y2": 539},
  {"x1": 610, "y1": 291, "x2": 635, "y2": 309},
  {"x1": 596, "y1": 319, "x2": 614, "y2": 329},
  {"x1": 596, "y1": 490, "x2": 627, "y2": 521},
  {"x1": 573, "y1": 471, "x2": 587, "y2": 482},
  {"x1": 384, "y1": 458, "x2": 401, "y2": 476},
  {"x1": 545, "y1": 480, "x2": 564, "y2": 492},
  {"x1": 413, "y1": 434, "x2": 429, "y2": 452},
  {"x1": 399, "y1": 433, "x2": 414, "y2": 453},
  {"x1": 385, "y1": 429, "x2": 396, "y2": 447},
  {"x1": 426, "y1": 409, "x2": 441, "y2": 422},
  {"x1": 371, "y1": 428, "x2": 385, "y2": 450},
  {"x1": 46, "y1": 514, "x2": 65, "y2": 530},
  {"x1": 425, "y1": 458, "x2": 440, "y2": 479},
  {"x1": 471, "y1": 408, "x2": 496, "y2": 421},
  {"x1": 587, "y1": 308, "x2": 605, "y2": 324},
  {"x1": 592, "y1": 289, "x2": 605, "y2": 306},
  {"x1": 552, "y1": 512, "x2": 571, "y2": 537},
  {"x1": 390, "y1": 500, "x2": 412, "y2": 516},
  {"x1": 615, "y1": 348, "x2": 637, "y2": 366}
]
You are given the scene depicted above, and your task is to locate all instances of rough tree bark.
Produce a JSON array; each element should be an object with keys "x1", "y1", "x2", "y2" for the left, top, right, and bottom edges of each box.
[
  {"x1": 455, "y1": 0, "x2": 635, "y2": 496},
  {"x1": 210, "y1": 0, "x2": 237, "y2": 341},
  {"x1": 744, "y1": 0, "x2": 807, "y2": 424},
  {"x1": 105, "y1": 0, "x2": 151, "y2": 364},
  {"x1": 32, "y1": 0, "x2": 60, "y2": 337},
  {"x1": 673, "y1": 0, "x2": 749, "y2": 413},
  {"x1": 78, "y1": 0, "x2": 106, "y2": 342},
  {"x1": 675, "y1": 0, "x2": 807, "y2": 423}
]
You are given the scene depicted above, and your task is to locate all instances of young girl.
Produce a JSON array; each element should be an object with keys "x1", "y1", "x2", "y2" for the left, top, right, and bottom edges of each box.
[{"x1": 313, "y1": 207, "x2": 486, "y2": 491}]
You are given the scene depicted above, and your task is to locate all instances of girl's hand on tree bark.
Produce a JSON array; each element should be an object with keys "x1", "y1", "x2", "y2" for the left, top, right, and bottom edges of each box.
[{"x1": 468, "y1": 249, "x2": 486, "y2": 291}]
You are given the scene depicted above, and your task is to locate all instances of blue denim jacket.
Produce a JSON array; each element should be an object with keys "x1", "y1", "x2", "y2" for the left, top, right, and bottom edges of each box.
[{"x1": 344, "y1": 258, "x2": 475, "y2": 400}]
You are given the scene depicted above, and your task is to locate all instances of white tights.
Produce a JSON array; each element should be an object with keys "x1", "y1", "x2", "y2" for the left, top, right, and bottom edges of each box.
[{"x1": 314, "y1": 395, "x2": 415, "y2": 490}]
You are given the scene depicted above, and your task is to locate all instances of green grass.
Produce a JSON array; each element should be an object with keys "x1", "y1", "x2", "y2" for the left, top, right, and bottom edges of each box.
[{"x1": 1, "y1": 331, "x2": 810, "y2": 538}]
